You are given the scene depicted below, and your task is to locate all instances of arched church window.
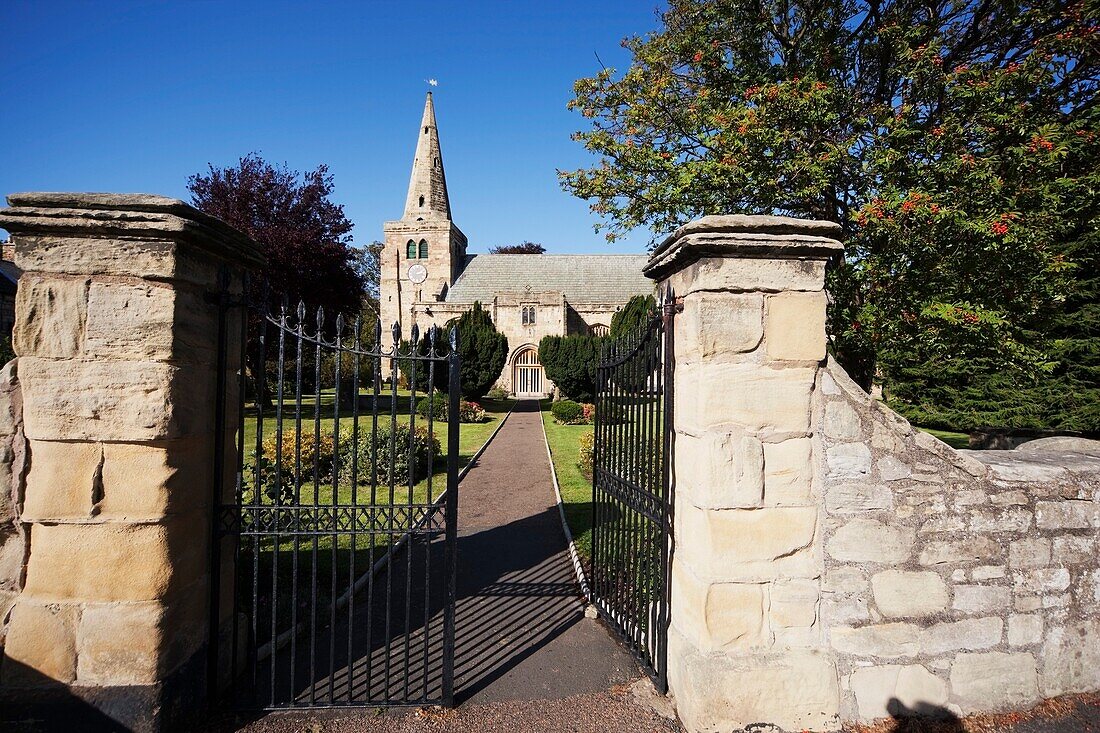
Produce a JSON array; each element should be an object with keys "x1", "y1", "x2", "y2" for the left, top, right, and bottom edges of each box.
[
  {"x1": 419, "y1": 195, "x2": 425, "y2": 207},
  {"x1": 406, "y1": 240, "x2": 417, "y2": 259},
  {"x1": 522, "y1": 305, "x2": 536, "y2": 326},
  {"x1": 418, "y1": 239, "x2": 428, "y2": 258}
]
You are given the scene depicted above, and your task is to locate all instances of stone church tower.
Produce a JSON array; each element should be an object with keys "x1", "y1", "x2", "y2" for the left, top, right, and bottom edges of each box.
[{"x1": 381, "y1": 92, "x2": 468, "y2": 340}]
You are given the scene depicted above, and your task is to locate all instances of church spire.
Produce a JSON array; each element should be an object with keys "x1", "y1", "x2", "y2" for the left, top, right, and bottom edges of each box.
[{"x1": 403, "y1": 92, "x2": 452, "y2": 220}]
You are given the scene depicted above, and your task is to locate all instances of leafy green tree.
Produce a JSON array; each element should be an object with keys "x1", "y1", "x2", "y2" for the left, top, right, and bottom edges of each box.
[
  {"x1": 539, "y1": 335, "x2": 605, "y2": 402},
  {"x1": 398, "y1": 302, "x2": 508, "y2": 400},
  {"x1": 610, "y1": 294, "x2": 657, "y2": 339},
  {"x1": 561, "y1": 0, "x2": 1099, "y2": 430},
  {"x1": 489, "y1": 241, "x2": 547, "y2": 254}
]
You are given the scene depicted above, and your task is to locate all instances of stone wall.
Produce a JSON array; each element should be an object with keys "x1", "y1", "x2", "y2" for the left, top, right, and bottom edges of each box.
[
  {"x1": 0, "y1": 192, "x2": 262, "y2": 732},
  {"x1": 819, "y1": 358, "x2": 1100, "y2": 722},
  {"x1": 0, "y1": 360, "x2": 25, "y2": 648},
  {"x1": 646, "y1": 214, "x2": 1100, "y2": 733}
]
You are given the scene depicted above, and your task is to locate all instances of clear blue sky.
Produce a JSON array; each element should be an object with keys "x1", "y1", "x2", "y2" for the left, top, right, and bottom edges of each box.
[{"x1": 0, "y1": 1, "x2": 665, "y2": 253}]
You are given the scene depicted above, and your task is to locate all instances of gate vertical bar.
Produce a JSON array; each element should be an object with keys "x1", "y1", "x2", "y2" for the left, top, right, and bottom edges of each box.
[{"x1": 442, "y1": 328, "x2": 460, "y2": 706}]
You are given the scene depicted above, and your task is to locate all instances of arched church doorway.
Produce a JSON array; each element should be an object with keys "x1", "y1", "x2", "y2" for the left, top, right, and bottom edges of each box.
[{"x1": 512, "y1": 347, "x2": 544, "y2": 397}]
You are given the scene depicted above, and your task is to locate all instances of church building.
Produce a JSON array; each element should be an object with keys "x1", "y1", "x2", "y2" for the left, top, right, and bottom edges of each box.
[{"x1": 380, "y1": 93, "x2": 652, "y2": 397}]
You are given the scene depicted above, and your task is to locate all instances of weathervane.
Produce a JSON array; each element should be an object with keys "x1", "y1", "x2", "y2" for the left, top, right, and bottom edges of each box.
[{"x1": 425, "y1": 78, "x2": 438, "y2": 87}]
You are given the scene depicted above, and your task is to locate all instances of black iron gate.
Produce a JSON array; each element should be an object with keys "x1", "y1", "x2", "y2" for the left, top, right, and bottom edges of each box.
[
  {"x1": 209, "y1": 290, "x2": 460, "y2": 710},
  {"x1": 591, "y1": 288, "x2": 675, "y2": 692}
]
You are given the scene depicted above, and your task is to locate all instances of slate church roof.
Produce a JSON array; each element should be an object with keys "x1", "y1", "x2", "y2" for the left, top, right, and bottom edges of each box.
[{"x1": 444, "y1": 254, "x2": 652, "y2": 304}]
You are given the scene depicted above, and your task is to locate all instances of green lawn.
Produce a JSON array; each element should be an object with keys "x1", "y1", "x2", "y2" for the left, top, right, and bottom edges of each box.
[
  {"x1": 235, "y1": 391, "x2": 514, "y2": 643},
  {"x1": 539, "y1": 400, "x2": 595, "y2": 562},
  {"x1": 917, "y1": 426, "x2": 971, "y2": 450}
]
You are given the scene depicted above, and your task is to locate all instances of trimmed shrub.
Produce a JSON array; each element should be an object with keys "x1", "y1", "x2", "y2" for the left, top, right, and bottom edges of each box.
[
  {"x1": 551, "y1": 399, "x2": 585, "y2": 425},
  {"x1": 458, "y1": 400, "x2": 486, "y2": 423},
  {"x1": 610, "y1": 294, "x2": 657, "y2": 338},
  {"x1": 539, "y1": 335, "x2": 604, "y2": 402},
  {"x1": 485, "y1": 385, "x2": 508, "y2": 400},
  {"x1": 250, "y1": 430, "x2": 336, "y2": 504},
  {"x1": 416, "y1": 393, "x2": 449, "y2": 420},
  {"x1": 577, "y1": 431, "x2": 594, "y2": 479},
  {"x1": 338, "y1": 423, "x2": 441, "y2": 486},
  {"x1": 397, "y1": 302, "x2": 509, "y2": 400}
]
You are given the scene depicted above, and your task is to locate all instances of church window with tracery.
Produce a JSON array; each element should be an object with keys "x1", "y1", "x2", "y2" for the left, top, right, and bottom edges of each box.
[
  {"x1": 418, "y1": 239, "x2": 428, "y2": 258},
  {"x1": 522, "y1": 305, "x2": 536, "y2": 326}
]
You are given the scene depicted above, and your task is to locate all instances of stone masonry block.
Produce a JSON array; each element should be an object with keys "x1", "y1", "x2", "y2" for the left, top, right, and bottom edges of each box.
[
  {"x1": 826, "y1": 482, "x2": 893, "y2": 514},
  {"x1": 675, "y1": 431, "x2": 763, "y2": 509},
  {"x1": 676, "y1": 292, "x2": 763, "y2": 360},
  {"x1": 672, "y1": 561, "x2": 766, "y2": 652},
  {"x1": 762, "y1": 437, "x2": 813, "y2": 505},
  {"x1": 1036, "y1": 500, "x2": 1100, "y2": 530},
  {"x1": 19, "y1": 356, "x2": 213, "y2": 441},
  {"x1": 952, "y1": 585, "x2": 1012, "y2": 614},
  {"x1": 77, "y1": 601, "x2": 164, "y2": 685},
  {"x1": 849, "y1": 664, "x2": 949, "y2": 722},
  {"x1": 1008, "y1": 614, "x2": 1043, "y2": 647},
  {"x1": 2, "y1": 599, "x2": 80, "y2": 684},
  {"x1": 670, "y1": 629, "x2": 840, "y2": 733},
  {"x1": 827, "y1": 518, "x2": 914, "y2": 564},
  {"x1": 12, "y1": 234, "x2": 223, "y2": 289},
  {"x1": 1009, "y1": 538, "x2": 1051, "y2": 569},
  {"x1": 13, "y1": 275, "x2": 89, "y2": 358},
  {"x1": 1040, "y1": 619, "x2": 1100, "y2": 697},
  {"x1": 770, "y1": 578, "x2": 819, "y2": 629},
  {"x1": 675, "y1": 362, "x2": 815, "y2": 434},
  {"x1": 765, "y1": 291, "x2": 827, "y2": 361},
  {"x1": 951, "y1": 652, "x2": 1039, "y2": 713},
  {"x1": 831, "y1": 622, "x2": 921, "y2": 659},
  {"x1": 824, "y1": 399, "x2": 861, "y2": 441},
  {"x1": 100, "y1": 439, "x2": 211, "y2": 519},
  {"x1": 677, "y1": 501, "x2": 818, "y2": 581},
  {"x1": 23, "y1": 520, "x2": 205, "y2": 602},
  {"x1": 826, "y1": 443, "x2": 872, "y2": 480},
  {"x1": 21, "y1": 439, "x2": 102, "y2": 520},
  {"x1": 85, "y1": 281, "x2": 217, "y2": 363},
  {"x1": 871, "y1": 570, "x2": 949, "y2": 619},
  {"x1": 671, "y1": 256, "x2": 828, "y2": 295},
  {"x1": 922, "y1": 617, "x2": 1003, "y2": 655},
  {"x1": 919, "y1": 537, "x2": 1003, "y2": 566}
]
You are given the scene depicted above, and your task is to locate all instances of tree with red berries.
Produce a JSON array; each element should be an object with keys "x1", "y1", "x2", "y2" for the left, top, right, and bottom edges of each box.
[{"x1": 563, "y1": 0, "x2": 1100, "y2": 431}]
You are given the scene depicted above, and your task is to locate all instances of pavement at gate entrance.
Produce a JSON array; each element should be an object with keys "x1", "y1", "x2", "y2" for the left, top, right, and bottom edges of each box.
[
  {"x1": 212, "y1": 399, "x2": 679, "y2": 733},
  {"x1": 211, "y1": 402, "x2": 1100, "y2": 733},
  {"x1": 451, "y1": 399, "x2": 638, "y2": 704}
]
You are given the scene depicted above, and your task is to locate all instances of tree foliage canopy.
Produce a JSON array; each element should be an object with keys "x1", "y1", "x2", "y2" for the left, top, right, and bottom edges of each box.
[
  {"x1": 562, "y1": 0, "x2": 1100, "y2": 430},
  {"x1": 188, "y1": 153, "x2": 365, "y2": 316},
  {"x1": 489, "y1": 241, "x2": 547, "y2": 254},
  {"x1": 399, "y1": 302, "x2": 509, "y2": 400},
  {"x1": 539, "y1": 334, "x2": 605, "y2": 402},
  {"x1": 610, "y1": 294, "x2": 658, "y2": 339}
]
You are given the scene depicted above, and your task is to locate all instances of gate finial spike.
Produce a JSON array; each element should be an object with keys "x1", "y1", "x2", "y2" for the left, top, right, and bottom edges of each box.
[
  {"x1": 448, "y1": 324, "x2": 458, "y2": 351},
  {"x1": 429, "y1": 325, "x2": 438, "y2": 355},
  {"x1": 316, "y1": 305, "x2": 325, "y2": 329},
  {"x1": 410, "y1": 323, "x2": 420, "y2": 347},
  {"x1": 297, "y1": 300, "x2": 306, "y2": 322},
  {"x1": 336, "y1": 313, "x2": 345, "y2": 337},
  {"x1": 391, "y1": 321, "x2": 401, "y2": 349}
]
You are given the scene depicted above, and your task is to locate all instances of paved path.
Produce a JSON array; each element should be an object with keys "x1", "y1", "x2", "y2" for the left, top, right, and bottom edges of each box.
[{"x1": 452, "y1": 398, "x2": 637, "y2": 703}]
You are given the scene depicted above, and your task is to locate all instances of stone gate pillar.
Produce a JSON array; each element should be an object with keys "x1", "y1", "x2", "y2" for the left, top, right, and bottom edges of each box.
[
  {"x1": 643, "y1": 215, "x2": 844, "y2": 732},
  {"x1": 0, "y1": 193, "x2": 263, "y2": 731}
]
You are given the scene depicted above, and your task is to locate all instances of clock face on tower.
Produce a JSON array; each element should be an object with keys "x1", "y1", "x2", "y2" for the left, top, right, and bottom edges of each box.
[{"x1": 407, "y1": 264, "x2": 428, "y2": 284}]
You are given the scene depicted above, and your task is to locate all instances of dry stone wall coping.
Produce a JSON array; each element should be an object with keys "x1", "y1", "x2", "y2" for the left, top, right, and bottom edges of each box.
[{"x1": 817, "y1": 357, "x2": 1100, "y2": 722}]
